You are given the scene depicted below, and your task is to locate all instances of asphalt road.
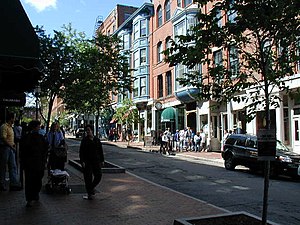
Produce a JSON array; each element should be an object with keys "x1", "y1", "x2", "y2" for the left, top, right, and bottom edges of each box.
[{"x1": 67, "y1": 139, "x2": 300, "y2": 225}]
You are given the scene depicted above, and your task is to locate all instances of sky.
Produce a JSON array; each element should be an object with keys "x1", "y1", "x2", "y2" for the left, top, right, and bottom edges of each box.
[{"x1": 20, "y1": 0, "x2": 149, "y2": 39}]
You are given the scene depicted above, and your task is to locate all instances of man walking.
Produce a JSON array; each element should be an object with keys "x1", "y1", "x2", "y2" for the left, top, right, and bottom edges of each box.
[{"x1": 0, "y1": 113, "x2": 21, "y2": 191}]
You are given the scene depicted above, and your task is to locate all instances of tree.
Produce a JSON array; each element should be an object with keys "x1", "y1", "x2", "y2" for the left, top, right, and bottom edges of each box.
[
  {"x1": 35, "y1": 24, "x2": 81, "y2": 131},
  {"x1": 62, "y1": 32, "x2": 132, "y2": 136},
  {"x1": 165, "y1": 0, "x2": 299, "y2": 223},
  {"x1": 112, "y1": 98, "x2": 139, "y2": 143}
]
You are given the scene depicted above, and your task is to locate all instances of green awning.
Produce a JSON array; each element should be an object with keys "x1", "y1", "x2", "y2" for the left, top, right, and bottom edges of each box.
[{"x1": 161, "y1": 107, "x2": 175, "y2": 122}]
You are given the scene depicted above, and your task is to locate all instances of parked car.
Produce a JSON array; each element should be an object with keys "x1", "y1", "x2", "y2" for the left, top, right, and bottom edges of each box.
[
  {"x1": 75, "y1": 128, "x2": 85, "y2": 138},
  {"x1": 221, "y1": 134, "x2": 300, "y2": 178}
]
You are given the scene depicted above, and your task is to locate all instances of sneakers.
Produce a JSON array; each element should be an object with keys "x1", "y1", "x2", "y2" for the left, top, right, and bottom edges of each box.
[{"x1": 83, "y1": 194, "x2": 93, "y2": 200}]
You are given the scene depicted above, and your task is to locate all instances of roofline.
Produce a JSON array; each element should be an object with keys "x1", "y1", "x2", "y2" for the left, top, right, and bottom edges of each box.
[{"x1": 113, "y1": 2, "x2": 154, "y2": 35}]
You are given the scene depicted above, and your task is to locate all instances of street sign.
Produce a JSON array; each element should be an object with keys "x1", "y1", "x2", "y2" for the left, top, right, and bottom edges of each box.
[{"x1": 257, "y1": 129, "x2": 276, "y2": 160}]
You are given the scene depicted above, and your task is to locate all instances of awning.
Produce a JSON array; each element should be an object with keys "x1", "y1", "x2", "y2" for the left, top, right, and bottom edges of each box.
[
  {"x1": 0, "y1": 0, "x2": 43, "y2": 93},
  {"x1": 161, "y1": 107, "x2": 175, "y2": 122}
]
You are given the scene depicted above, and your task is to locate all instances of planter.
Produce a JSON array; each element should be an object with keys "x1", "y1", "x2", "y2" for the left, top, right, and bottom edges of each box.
[
  {"x1": 174, "y1": 211, "x2": 279, "y2": 225},
  {"x1": 69, "y1": 159, "x2": 125, "y2": 173}
]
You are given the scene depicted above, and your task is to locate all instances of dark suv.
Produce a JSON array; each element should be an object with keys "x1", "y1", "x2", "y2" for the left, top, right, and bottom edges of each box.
[{"x1": 221, "y1": 134, "x2": 300, "y2": 178}]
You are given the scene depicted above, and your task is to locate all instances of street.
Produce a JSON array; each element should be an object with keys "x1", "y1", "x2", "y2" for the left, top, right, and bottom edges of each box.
[{"x1": 67, "y1": 139, "x2": 300, "y2": 225}]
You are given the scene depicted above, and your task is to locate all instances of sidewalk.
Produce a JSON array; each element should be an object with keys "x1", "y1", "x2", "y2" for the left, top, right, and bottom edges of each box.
[
  {"x1": 104, "y1": 140, "x2": 224, "y2": 164},
  {"x1": 0, "y1": 140, "x2": 228, "y2": 225}
]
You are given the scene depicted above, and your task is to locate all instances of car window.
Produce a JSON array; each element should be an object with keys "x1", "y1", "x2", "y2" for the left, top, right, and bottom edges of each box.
[
  {"x1": 276, "y1": 140, "x2": 290, "y2": 152},
  {"x1": 246, "y1": 138, "x2": 257, "y2": 148},
  {"x1": 225, "y1": 137, "x2": 236, "y2": 145},
  {"x1": 235, "y1": 136, "x2": 246, "y2": 147}
]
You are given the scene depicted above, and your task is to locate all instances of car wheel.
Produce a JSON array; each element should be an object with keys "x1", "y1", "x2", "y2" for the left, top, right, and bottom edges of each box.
[{"x1": 224, "y1": 154, "x2": 236, "y2": 170}]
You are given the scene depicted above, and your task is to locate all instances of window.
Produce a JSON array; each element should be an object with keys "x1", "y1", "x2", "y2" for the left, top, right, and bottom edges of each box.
[
  {"x1": 165, "y1": 36, "x2": 172, "y2": 58},
  {"x1": 133, "y1": 51, "x2": 139, "y2": 68},
  {"x1": 133, "y1": 22, "x2": 139, "y2": 40},
  {"x1": 229, "y1": 46, "x2": 239, "y2": 77},
  {"x1": 166, "y1": 71, "x2": 172, "y2": 95},
  {"x1": 123, "y1": 34, "x2": 130, "y2": 49},
  {"x1": 263, "y1": 40, "x2": 272, "y2": 71},
  {"x1": 140, "y1": 48, "x2": 146, "y2": 65},
  {"x1": 214, "y1": 50, "x2": 223, "y2": 66},
  {"x1": 157, "y1": 6, "x2": 163, "y2": 27},
  {"x1": 166, "y1": 36, "x2": 172, "y2": 50},
  {"x1": 228, "y1": 0, "x2": 237, "y2": 23},
  {"x1": 184, "y1": 0, "x2": 192, "y2": 8},
  {"x1": 174, "y1": 21, "x2": 185, "y2": 43},
  {"x1": 215, "y1": 8, "x2": 222, "y2": 27},
  {"x1": 165, "y1": 0, "x2": 171, "y2": 21},
  {"x1": 176, "y1": 64, "x2": 185, "y2": 89},
  {"x1": 140, "y1": 20, "x2": 147, "y2": 37},
  {"x1": 158, "y1": 75, "x2": 163, "y2": 98},
  {"x1": 140, "y1": 77, "x2": 146, "y2": 96},
  {"x1": 187, "y1": 16, "x2": 197, "y2": 35},
  {"x1": 177, "y1": 0, "x2": 182, "y2": 7},
  {"x1": 133, "y1": 79, "x2": 139, "y2": 97},
  {"x1": 157, "y1": 42, "x2": 163, "y2": 63}
]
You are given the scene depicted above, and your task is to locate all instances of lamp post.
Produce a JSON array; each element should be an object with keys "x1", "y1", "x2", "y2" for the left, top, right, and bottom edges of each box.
[{"x1": 34, "y1": 86, "x2": 41, "y2": 120}]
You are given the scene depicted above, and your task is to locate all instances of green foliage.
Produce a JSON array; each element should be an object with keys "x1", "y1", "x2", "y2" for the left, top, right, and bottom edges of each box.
[
  {"x1": 35, "y1": 24, "x2": 81, "y2": 130},
  {"x1": 35, "y1": 24, "x2": 132, "y2": 130},
  {"x1": 112, "y1": 99, "x2": 139, "y2": 126},
  {"x1": 62, "y1": 32, "x2": 132, "y2": 116},
  {"x1": 165, "y1": 0, "x2": 300, "y2": 122}
]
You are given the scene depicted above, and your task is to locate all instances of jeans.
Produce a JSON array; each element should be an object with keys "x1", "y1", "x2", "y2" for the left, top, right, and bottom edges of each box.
[{"x1": 0, "y1": 146, "x2": 19, "y2": 188}]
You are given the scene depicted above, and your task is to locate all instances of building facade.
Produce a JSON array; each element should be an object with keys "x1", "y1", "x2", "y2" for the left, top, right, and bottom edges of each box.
[{"x1": 108, "y1": 0, "x2": 300, "y2": 154}]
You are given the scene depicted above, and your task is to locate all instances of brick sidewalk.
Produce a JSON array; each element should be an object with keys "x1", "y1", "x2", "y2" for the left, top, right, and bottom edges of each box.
[{"x1": 0, "y1": 140, "x2": 228, "y2": 225}]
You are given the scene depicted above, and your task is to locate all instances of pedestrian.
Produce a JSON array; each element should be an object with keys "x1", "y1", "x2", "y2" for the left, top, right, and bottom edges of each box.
[
  {"x1": 193, "y1": 131, "x2": 201, "y2": 152},
  {"x1": 0, "y1": 113, "x2": 21, "y2": 191},
  {"x1": 199, "y1": 129, "x2": 207, "y2": 152},
  {"x1": 38, "y1": 125, "x2": 46, "y2": 136},
  {"x1": 20, "y1": 120, "x2": 48, "y2": 207},
  {"x1": 13, "y1": 120, "x2": 22, "y2": 170},
  {"x1": 47, "y1": 122, "x2": 66, "y2": 170},
  {"x1": 184, "y1": 127, "x2": 192, "y2": 151},
  {"x1": 174, "y1": 130, "x2": 180, "y2": 151},
  {"x1": 179, "y1": 129, "x2": 185, "y2": 152},
  {"x1": 79, "y1": 124, "x2": 104, "y2": 200},
  {"x1": 165, "y1": 128, "x2": 172, "y2": 154}
]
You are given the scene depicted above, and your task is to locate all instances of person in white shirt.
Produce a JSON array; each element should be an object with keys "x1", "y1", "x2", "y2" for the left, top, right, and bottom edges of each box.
[
  {"x1": 199, "y1": 129, "x2": 207, "y2": 152},
  {"x1": 193, "y1": 131, "x2": 201, "y2": 152}
]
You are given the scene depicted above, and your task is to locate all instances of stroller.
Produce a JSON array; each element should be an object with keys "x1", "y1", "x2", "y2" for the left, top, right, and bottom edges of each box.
[
  {"x1": 45, "y1": 169, "x2": 71, "y2": 194},
  {"x1": 45, "y1": 146, "x2": 71, "y2": 194}
]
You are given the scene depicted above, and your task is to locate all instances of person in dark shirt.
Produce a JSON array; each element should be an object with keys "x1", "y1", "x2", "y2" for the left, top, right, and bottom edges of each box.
[
  {"x1": 79, "y1": 124, "x2": 104, "y2": 200},
  {"x1": 20, "y1": 120, "x2": 48, "y2": 207}
]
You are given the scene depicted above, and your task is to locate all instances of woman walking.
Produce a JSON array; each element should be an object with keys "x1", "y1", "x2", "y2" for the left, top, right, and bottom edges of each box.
[
  {"x1": 79, "y1": 124, "x2": 104, "y2": 200},
  {"x1": 47, "y1": 122, "x2": 66, "y2": 170}
]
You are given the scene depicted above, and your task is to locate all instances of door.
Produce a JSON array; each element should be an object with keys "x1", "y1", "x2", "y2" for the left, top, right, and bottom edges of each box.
[{"x1": 293, "y1": 117, "x2": 300, "y2": 153}]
